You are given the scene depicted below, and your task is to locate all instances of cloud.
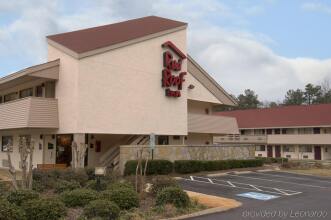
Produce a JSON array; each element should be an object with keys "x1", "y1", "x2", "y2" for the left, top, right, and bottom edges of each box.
[
  {"x1": 302, "y1": 2, "x2": 331, "y2": 15},
  {"x1": 0, "y1": 0, "x2": 331, "y2": 101}
]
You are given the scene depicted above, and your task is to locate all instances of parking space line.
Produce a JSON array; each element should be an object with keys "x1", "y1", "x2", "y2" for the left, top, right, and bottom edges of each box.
[
  {"x1": 225, "y1": 173, "x2": 328, "y2": 189},
  {"x1": 184, "y1": 176, "x2": 302, "y2": 196},
  {"x1": 251, "y1": 171, "x2": 331, "y2": 184}
]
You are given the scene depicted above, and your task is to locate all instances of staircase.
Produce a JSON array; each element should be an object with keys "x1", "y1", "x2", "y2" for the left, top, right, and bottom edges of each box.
[{"x1": 98, "y1": 135, "x2": 149, "y2": 170}]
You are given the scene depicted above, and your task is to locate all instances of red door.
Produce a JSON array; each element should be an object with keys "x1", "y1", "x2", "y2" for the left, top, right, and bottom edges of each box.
[
  {"x1": 314, "y1": 146, "x2": 321, "y2": 160},
  {"x1": 275, "y1": 145, "x2": 281, "y2": 158},
  {"x1": 267, "y1": 145, "x2": 273, "y2": 157}
]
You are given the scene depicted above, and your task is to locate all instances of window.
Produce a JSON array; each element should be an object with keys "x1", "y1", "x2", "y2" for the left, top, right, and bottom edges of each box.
[
  {"x1": 283, "y1": 146, "x2": 295, "y2": 152},
  {"x1": 1, "y1": 136, "x2": 13, "y2": 152},
  {"x1": 240, "y1": 130, "x2": 245, "y2": 135},
  {"x1": 298, "y1": 128, "x2": 312, "y2": 134},
  {"x1": 205, "y1": 108, "x2": 210, "y2": 114},
  {"x1": 157, "y1": 136, "x2": 169, "y2": 145},
  {"x1": 256, "y1": 145, "x2": 266, "y2": 151},
  {"x1": 173, "y1": 136, "x2": 180, "y2": 140},
  {"x1": 274, "y1": 129, "x2": 281, "y2": 134},
  {"x1": 299, "y1": 145, "x2": 313, "y2": 153},
  {"x1": 281, "y1": 128, "x2": 287, "y2": 134},
  {"x1": 4, "y1": 92, "x2": 17, "y2": 102},
  {"x1": 0, "y1": 96, "x2": 2, "y2": 103},
  {"x1": 19, "y1": 88, "x2": 33, "y2": 98},
  {"x1": 266, "y1": 129, "x2": 272, "y2": 134},
  {"x1": 36, "y1": 85, "x2": 43, "y2": 97},
  {"x1": 313, "y1": 127, "x2": 320, "y2": 134}
]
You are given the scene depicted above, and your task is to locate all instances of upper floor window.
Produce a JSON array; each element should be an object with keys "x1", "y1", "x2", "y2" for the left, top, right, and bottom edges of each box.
[
  {"x1": 19, "y1": 88, "x2": 33, "y2": 98},
  {"x1": 274, "y1": 129, "x2": 281, "y2": 134},
  {"x1": 0, "y1": 96, "x2": 2, "y2": 103},
  {"x1": 36, "y1": 85, "x2": 43, "y2": 97},
  {"x1": 313, "y1": 127, "x2": 320, "y2": 134},
  {"x1": 281, "y1": 128, "x2": 287, "y2": 134},
  {"x1": 4, "y1": 92, "x2": 18, "y2": 103},
  {"x1": 256, "y1": 145, "x2": 266, "y2": 151},
  {"x1": 1, "y1": 136, "x2": 13, "y2": 152},
  {"x1": 158, "y1": 136, "x2": 169, "y2": 145},
  {"x1": 266, "y1": 129, "x2": 272, "y2": 135}
]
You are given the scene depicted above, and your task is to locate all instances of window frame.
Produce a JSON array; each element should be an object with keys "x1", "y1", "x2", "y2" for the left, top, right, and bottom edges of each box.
[{"x1": 1, "y1": 136, "x2": 13, "y2": 152}]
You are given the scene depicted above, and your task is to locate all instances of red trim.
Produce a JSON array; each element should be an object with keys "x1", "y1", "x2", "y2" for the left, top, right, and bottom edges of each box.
[{"x1": 162, "y1": 41, "x2": 186, "y2": 59}]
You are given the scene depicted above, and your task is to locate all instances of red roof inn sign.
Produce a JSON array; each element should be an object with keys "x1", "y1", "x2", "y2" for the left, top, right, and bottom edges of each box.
[{"x1": 161, "y1": 41, "x2": 187, "y2": 97}]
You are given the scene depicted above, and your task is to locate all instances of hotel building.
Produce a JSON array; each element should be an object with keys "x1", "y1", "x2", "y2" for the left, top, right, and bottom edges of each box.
[
  {"x1": 0, "y1": 16, "x2": 242, "y2": 170},
  {"x1": 216, "y1": 104, "x2": 331, "y2": 161}
]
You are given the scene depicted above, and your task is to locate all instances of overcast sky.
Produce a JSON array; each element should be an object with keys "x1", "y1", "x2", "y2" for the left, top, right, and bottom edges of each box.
[{"x1": 1, "y1": 0, "x2": 331, "y2": 102}]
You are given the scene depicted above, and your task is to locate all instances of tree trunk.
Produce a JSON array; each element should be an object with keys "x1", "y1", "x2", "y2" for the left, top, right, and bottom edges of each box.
[{"x1": 6, "y1": 145, "x2": 18, "y2": 190}]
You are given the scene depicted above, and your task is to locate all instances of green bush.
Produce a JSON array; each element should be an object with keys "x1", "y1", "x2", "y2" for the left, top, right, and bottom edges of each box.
[
  {"x1": 107, "y1": 181, "x2": 134, "y2": 191},
  {"x1": 59, "y1": 169, "x2": 89, "y2": 186},
  {"x1": 156, "y1": 187, "x2": 190, "y2": 208},
  {"x1": 7, "y1": 190, "x2": 39, "y2": 206},
  {"x1": 83, "y1": 199, "x2": 120, "y2": 220},
  {"x1": 21, "y1": 198, "x2": 66, "y2": 220},
  {"x1": 174, "y1": 159, "x2": 264, "y2": 174},
  {"x1": 85, "y1": 179, "x2": 108, "y2": 191},
  {"x1": 150, "y1": 176, "x2": 179, "y2": 195},
  {"x1": 100, "y1": 187, "x2": 139, "y2": 210},
  {"x1": 0, "y1": 182, "x2": 11, "y2": 198},
  {"x1": 60, "y1": 189, "x2": 98, "y2": 207},
  {"x1": 32, "y1": 180, "x2": 46, "y2": 193},
  {"x1": 256, "y1": 157, "x2": 288, "y2": 164},
  {"x1": 0, "y1": 198, "x2": 26, "y2": 220},
  {"x1": 55, "y1": 180, "x2": 81, "y2": 193},
  {"x1": 124, "y1": 160, "x2": 173, "y2": 175}
]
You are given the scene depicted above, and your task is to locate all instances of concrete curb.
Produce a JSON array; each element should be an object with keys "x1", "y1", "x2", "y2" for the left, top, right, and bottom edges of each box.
[{"x1": 162, "y1": 206, "x2": 232, "y2": 220}]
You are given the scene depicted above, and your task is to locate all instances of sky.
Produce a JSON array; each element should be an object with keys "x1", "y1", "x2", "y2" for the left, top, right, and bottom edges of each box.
[{"x1": 0, "y1": 0, "x2": 331, "y2": 102}]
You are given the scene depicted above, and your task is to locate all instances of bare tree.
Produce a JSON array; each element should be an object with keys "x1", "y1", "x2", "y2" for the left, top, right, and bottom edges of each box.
[
  {"x1": 135, "y1": 146, "x2": 150, "y2": 197},
  {"x1": 71, "y1": 142, "x2": 88, "y2": 169},
  {"x1": 5, "y1": 140, "x2": 18, "y2": 190}
]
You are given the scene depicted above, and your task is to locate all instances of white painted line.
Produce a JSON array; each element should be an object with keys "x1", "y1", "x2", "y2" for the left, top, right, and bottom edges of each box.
[
  {"x1": 182, "y1": 177, "x2": 300, "y2": 196},
  {"x1": 225, "y1": 173, "x2": 328, "y2": 189},
  {"x1": 208, "y1": 178, "x2": 214, "y2": 184},
  {"x1": 256, "y1": 169, "x2": 275, "y2": 172},
  {"x1": 206, "y1": 173, "x2": 228, "y2": 177},
  {"x1": 233, "y1": 171, "x2": 253, "y2": 174},
  {"x1": 190, "y1": 176, "x2": 194, "y2": 181},
  {"x1": 253, "y1": 171, "x2": 331, "y2": 184},
  {"x1": 249, "y1": 184, "x2": 263, "y2": 191},
  {"x1": 227, "y1": 181, "x2": 236, "y2": 187}
]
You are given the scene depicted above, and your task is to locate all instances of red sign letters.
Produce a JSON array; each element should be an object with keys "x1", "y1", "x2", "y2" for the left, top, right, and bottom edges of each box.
[{"x1": 161, "y1": 41, "x2": 187, "y2": 97}]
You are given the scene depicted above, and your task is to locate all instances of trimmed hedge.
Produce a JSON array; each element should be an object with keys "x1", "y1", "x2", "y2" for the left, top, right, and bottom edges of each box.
[
  {"x1": 21, "y1": 198, "x2": 66, "y2": 220},
  {"x1": 83, "y1": 199, "x2": 120, "y2": 220},
  {"x1": 256, "y1": 157, "x2": 288, "y2": 164},
  {"x1": 156, "y1": 187, "x2": 190, "y2": 208},
  {"x1": 100, "y1": 187, "x2": 139, "y2": 210},
  {"x1": 124, "y1": 160, "x2": 173, "y2": 175},
  {"x1": 7, "y1": 190, "x2": 39, "y2": 206},
  {"x1": 150, "y1": 176, "x2": 179, "y2": 195},
  {"x1": 174, "y1": 159, "x2": 264, "y2": 174},
  {"x1": 0, "y1": 198, "x2": 26, "y2": 220},
  {"x1": 60, "y1": 189, "x2": 98, "y2": 207},
  {"x1": 55, "y1": 180, "x2": 81, "y2": 193}
]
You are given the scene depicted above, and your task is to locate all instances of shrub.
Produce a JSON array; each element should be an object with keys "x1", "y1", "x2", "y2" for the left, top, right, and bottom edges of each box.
[
  {"x1": 7, "y1": 190, "x2": 39, "y2": 206},
  {"x1": 59, "y1": 169, "x2": 89, "y2": 186},
  {"x1": 107, "y1": 181, "x2": 134, "y2": 191},
  {"x1": 55, "y1": 180, "x2": 81, "y2": 193},
  {"x1": 83, "y1": 199, "x2": 120, "y2": 220},
  {"x1": 124, "y1": 160, "x2": 173, "y2": 175},
  {"x1": 61, "y1": 189, "x2": 98, "y2": 207},
  {"x1": 85, "y1": 167, "x2": 96, "y2": 180},
  {"x1": 0, "y1": 182, "x2": 11, "y2": 198},
  {"x1": 85, "y1": 179, "x2": 108, "y2": 191},
  {"x1": 174, "y1": 159, "x2": 264, "y2": 174},
  {"x1": 150, "y1": 176, "x2": 179, "y2": 195},
  {"x1": 32, "y1": 181, "x2": 46, "y2": 193},
  {"x1": 0, "y1": 198, "x2": 26, "y2": 220},
  {"x1": 256, "y1": 157, "x2": 288, "y2": 164},
  {"x1": 100, "y1": 187, "x2": 139, "y2": 210},
  {"x1": 156, "y1": 187, "x2": 190, "y2": 208},
  {"x1": 21, "y1": 198, "x2": 66, "y2": 220}
]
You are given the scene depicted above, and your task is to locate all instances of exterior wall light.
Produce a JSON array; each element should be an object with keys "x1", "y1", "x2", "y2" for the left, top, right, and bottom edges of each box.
[
  {"x1": 95, "y1": 166, "x2": 106, "y2": 191},
  {"x1": 188, "y1": 84, "x2": 195, "y2": 89}
]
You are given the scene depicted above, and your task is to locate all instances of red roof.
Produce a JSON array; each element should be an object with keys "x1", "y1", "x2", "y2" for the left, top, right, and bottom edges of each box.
[
  {"x1": 216, "y1": 104, "x2": 331, "y2": 128},
  {"x1": 47, "y1": 16, "x2": 187, "y2": 54}
]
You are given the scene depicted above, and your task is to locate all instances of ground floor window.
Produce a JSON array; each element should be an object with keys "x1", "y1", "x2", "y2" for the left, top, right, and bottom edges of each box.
[
  {"x1": 56, "y1": 134, "x2": 73, "y2": 165},
  {"x1": 157, "y1": 136, "x2": 169, "y2": 145},
  {"x1": 299, "y1": 145, "x2": 313, "y2": 153},
  {"x1": 283, "y1": 146, "x2": 295, "y2": 152},
  {"x1": 1, "y1": 136, "x2": 13, "y2": 152},
  {"x1": 255, "y1": 145, "x2": 265, "y2": 151}
]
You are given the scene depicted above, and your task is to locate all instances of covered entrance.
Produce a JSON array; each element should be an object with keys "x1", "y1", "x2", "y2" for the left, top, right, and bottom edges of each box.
[
  {"x1": 56, "y1": 134, "x2": 73, "y2": 166},
  {"x1": 314, "y1": 146, "x2": 321, "y2": 160},
  {"x1": 275, "y1": 145, "x2": 281, "y2": 158},
  {"x1": 267, "y1": 145, "x2": 273, "y2": 157}
]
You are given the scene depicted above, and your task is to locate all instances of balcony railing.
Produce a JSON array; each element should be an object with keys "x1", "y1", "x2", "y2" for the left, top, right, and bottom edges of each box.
[
  {"x1": 214, "y1": 134, "x2": 267, "y2": 144},
  {"x1": 267, "y1": 134, "x2": 331, "y2": 145},
  {"x1": 0, "y1": 97, "x2": 59, "y2": 130}
]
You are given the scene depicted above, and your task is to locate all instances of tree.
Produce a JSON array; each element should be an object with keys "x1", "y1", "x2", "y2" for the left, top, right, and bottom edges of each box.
[
  {"x1": 71, "y1": 142, "x2": 88, "y2": 169},
  {"x1": 237, "y1": 89, "x2": 260, "y2": 109},
  {"x1": 304, "y1": 83, "x2": 322, "y2": 105},
  {"x1": 283, "y1": 89, "x2": 305, "y2": 105},
  {"x1": 6, "y1": 136, "x2": 35, "y2": 190}
]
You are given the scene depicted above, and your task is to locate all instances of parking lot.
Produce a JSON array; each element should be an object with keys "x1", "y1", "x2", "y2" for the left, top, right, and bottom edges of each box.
[{"x1": 178, "y1": 171, "x2": 331, "y2": 219}]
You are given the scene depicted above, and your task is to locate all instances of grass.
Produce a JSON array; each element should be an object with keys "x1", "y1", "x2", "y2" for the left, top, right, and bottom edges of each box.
[{"x1": 282, "y1": 168, "x2": 331, "y2": 177}]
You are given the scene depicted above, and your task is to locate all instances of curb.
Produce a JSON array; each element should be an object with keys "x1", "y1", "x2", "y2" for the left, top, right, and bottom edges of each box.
[{"x1": 162, "y1": 206, "x2": 232, "y2": 220}]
